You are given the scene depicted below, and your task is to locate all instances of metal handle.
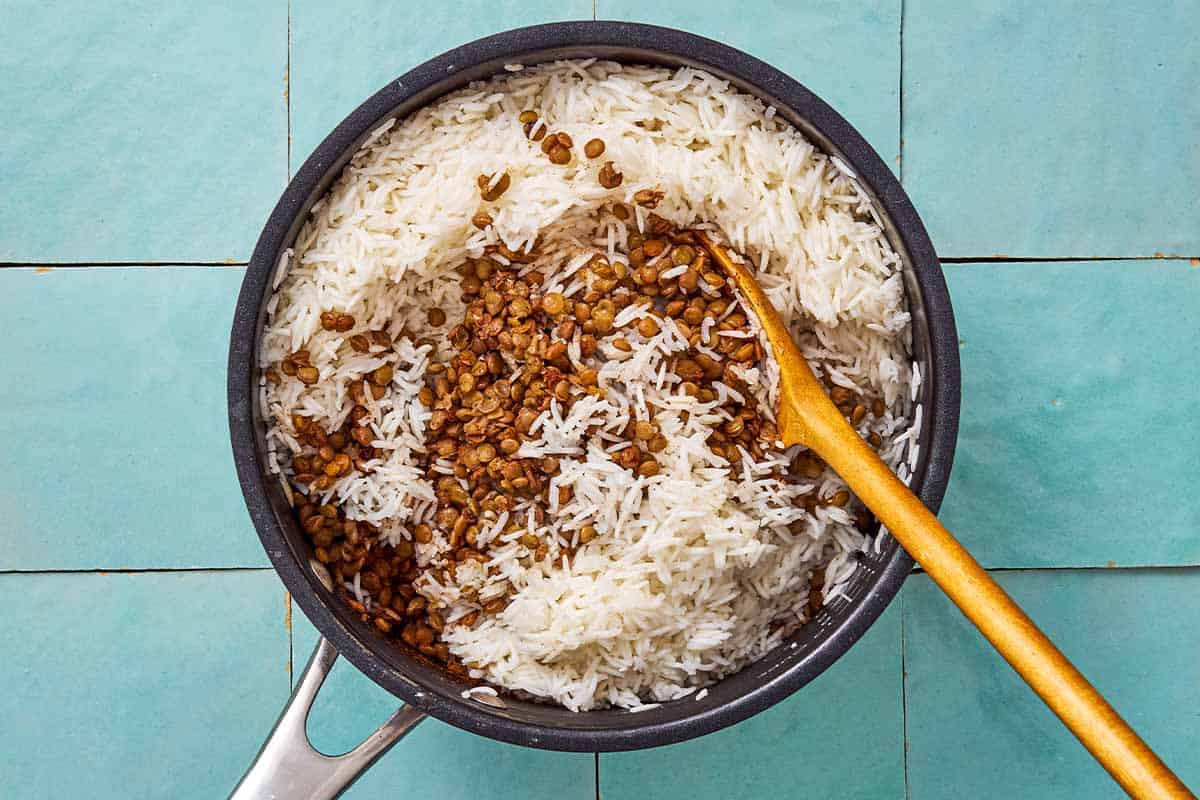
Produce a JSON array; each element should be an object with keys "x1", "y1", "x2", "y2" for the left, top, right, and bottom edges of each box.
[{"x1": 230, "y1": 637, "x2": 426, "y2": 800}]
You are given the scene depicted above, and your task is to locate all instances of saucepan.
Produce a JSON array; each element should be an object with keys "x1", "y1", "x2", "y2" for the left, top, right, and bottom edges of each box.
[{"x1": 226, "y1": 21, "x2": 960, "y2": 798}]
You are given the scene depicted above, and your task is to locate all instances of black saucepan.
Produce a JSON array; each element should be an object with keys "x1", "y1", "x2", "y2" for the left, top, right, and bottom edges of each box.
[{"x1": 227, "y1": 21, "x2": 959, "y2": 798}]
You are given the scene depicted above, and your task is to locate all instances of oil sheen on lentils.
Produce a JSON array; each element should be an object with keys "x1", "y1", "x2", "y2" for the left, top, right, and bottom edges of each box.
[{"x1": 260, "y1": 60, "x2": 918, "y2": 711}]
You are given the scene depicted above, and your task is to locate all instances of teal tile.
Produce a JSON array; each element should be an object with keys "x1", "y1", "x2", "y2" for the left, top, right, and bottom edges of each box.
[
  {"x1": 904, "y1": 570, "x2": 1200, "y2": 799},
  {"x1": 0, "y1": 267, "x2": 266, "y2": 569},
  {"x1": 291, "y1": 612, "x2": 595, "y2": 799},
  {"x1": 598, "y1": 0, "x2": 901, "y2": 164},
  {"x1": 290, "y1": 0, "x2": 594, "y2": 172},
  {"x1": 601, "y1": 602, "x2": 904, "y2": 800},
  {"x1": 903, "y1": 1, "x2": 1200, "y2": 257},
  {"x1": 939, "y1": 260, "x2": 1200, "y2": 568},
  {"x1": 0, "y1": 570, "x2": 289, "y2": 800},
  {"x1": 0, "y1": 1, "x2": 286, "y2": 263}
]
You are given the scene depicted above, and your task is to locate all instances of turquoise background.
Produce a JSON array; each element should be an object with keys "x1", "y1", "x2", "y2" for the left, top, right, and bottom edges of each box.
[{"x1": 1, "y1": 1, "x2": 1196, "y2": 798}]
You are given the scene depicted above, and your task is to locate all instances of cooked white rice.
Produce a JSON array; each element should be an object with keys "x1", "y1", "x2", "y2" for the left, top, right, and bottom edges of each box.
[{"x1": 261, "y1": 60, "x2": 919, "y2": 711}]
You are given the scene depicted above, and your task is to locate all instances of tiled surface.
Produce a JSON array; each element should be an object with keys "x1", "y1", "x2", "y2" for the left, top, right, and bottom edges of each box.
[
  {"x1": 291, "y1": 612, "x2": 596, "y2": 799},
  {"x1": 0, "y1": 267, "x2": 266, "y2": 570},
  {"x1": 596, "y1": 0, "x2": 902, "y2": 164},
  {"x1": 904, "y1": 570, "x2": 1200, "y2": 798},
  {"x1": 600, "y1": 602, "x2": 905, "y2": 800},
  {"x1": 0, "y1": 570, "x2": 288, "y2": 799},
  {"x1": 290, "y1": 0, "x2": 593, "y2": 172},
  {"x1": 0, "y1": 0, "x2": 286, "y2": 263},
  {"x1": 4, "y1": 3, "x2": 1200, "y2": 799},
  {"x1": 938, "y1": 260, "x2": 1200, "y2": 568},
  {"x1": 903, "y1": 0, "x2": 1200, "y2": 258}
]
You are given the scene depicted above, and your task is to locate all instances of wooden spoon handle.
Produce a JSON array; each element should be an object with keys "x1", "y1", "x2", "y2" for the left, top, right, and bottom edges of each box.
[
  {"x1": 693, "y1": 230, "x2": 1191, "y2": 796},
  {"x1": 814, "y1": 425, "x2": 1194, "y2": 800}
]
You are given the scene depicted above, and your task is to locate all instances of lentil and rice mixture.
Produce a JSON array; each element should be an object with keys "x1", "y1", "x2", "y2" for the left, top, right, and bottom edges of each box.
[{"x1": 261, "y1": 61, "x2": 920, "y2": 711}]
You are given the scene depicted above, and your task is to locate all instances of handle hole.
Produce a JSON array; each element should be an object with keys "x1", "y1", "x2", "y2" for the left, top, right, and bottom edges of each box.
[{"x1": 296, "y1": 632, "x2": 408, "y2": 756}]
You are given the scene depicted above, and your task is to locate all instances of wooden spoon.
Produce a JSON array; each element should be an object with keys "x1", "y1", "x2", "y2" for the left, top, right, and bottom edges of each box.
[{"x1": 694, "y1": 231, "x2": 1194, "y2": 800}]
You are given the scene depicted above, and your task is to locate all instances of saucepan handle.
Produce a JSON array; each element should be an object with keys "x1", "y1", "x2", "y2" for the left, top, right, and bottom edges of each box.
[{"x1": 229, "y1": 637, "x2": 426, "y2": 800}]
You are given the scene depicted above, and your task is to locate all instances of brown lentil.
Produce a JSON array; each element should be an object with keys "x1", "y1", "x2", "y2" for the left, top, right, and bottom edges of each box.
[
  {"x1": 732, "y1": 342, "x2": 756, "y2": 362},
  {"x1": 633, "y1": 189, "x2": 663, "y2": 208},
  {"x1": 637, "y1": 316, "x2": 660, "y2": 338},
  {"x1": 372, "y1": 364, "x2": 394, "y2": 385},
  {"x1": 678, "y1": 268, "x2": 699, "y2": 292},
  {"x1": 477, "y1": 172, "x2": 511, "y2": 202},
  {"x1": 598, "y1": 161, "x2": 623, "y2": 189},
  {"x1": 829, "y1": 386, "x2": 856, "y2": 406},
  {"x1": 541, "y1": 292, "x2": 566, "y2": 316},
  {"x1": 850, "y1": 404, "x2": 867, "y2": 425},
  {"x1": 636, "y1": 460, "x2": 660, "y2": 477}
]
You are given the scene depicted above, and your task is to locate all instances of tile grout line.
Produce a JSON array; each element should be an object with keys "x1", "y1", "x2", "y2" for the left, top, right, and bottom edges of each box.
[
  {"x1": 3, "y1": 563, "x2": 1195, "y2": 577},
  {"x1": 966, "y1": 564, "x2": 1200, "y2": 574},
  {"x1": 940, "y1": 255, "x2": 1199, "y2": 264},
  {"x1": 3, "y1": 256, "x2": 1193, "y2": 270},
  {"x1": 898, "y1": 0, "x2": 905, "y2": 184},
  {"x1": 900, "y1": 588, "x2": 911, "y2": 800},
  {"x1": 286, "y1": 0, "x2": 292, "y2": 181},
  {"x1": 0, "y1": 566, "x2": 275, "y2": 576},
  {"x1": 905, "y1": 564, "x2": 1200, "y2": 576},
  {"x1": 0, "y1": 261, "x2": 247, "y2": 268},
  {"x1": 280, "y1": 0, "x2": 291, "y2": 701}
]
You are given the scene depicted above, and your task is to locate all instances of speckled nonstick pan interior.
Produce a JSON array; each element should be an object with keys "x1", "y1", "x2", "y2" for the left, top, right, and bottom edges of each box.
[{"x1": 227, "y1": 20, "x2": 959, "y2": 796}]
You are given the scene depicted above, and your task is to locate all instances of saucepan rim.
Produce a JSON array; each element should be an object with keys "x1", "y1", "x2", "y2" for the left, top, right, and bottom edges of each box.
[{"x1": 228, "y1": 20, "x2": 959, "y2": 752}]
